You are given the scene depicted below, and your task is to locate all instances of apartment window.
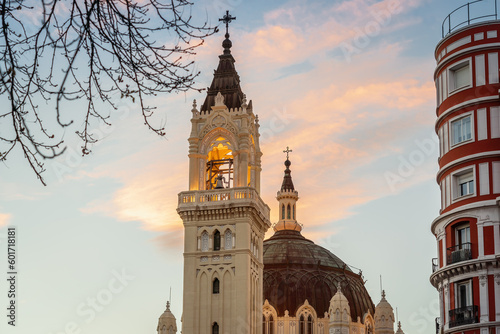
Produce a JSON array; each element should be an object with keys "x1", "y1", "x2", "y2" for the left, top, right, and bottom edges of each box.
[
  {"x1": 287, "y1": 204, "x2": 291, "y2": 219},
  {"x1": 456, "y1": 224, "x2": 470, "y2": 247},
  {"x1": 457, "y1": 172, "x2": 474, "y2": 197},
  {"x1": 449, "y1": 279, "x2": 477, "y2": 327},
  {"x1": 447, "y1": 223, "x2": 472, "y2": 264},
  {"x1": 451, "y1": 115, "x2": 472, "y2": 146},
  {"x1": 456, "y1": 280, "x2": 472, "y2": 308},
  {"x1": 213, "y1": 230, "x2": 221, "y2": 251},
  {"x1": 449, "y1": 61, "x2": 471, "y2": 92}
]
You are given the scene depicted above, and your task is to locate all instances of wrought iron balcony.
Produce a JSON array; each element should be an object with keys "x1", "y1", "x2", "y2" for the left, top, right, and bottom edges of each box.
[
  {"x1": 449, "y1": 305, "x2": 478, "y2": 327},
  {"x1": 446, "y1": 242, "x2": 472, "y2": 264},
  {"x1": 442, "y1": 0, "x2": 499, "y2": 38},
  {"x1": 432, "y1": 258, "x2": 439, "y2": 273}
]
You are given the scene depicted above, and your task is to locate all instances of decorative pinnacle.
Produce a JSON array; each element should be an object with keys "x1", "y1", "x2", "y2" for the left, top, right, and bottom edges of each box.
[
  {"x1": 219, "y1": 10, "x2": 236, "y2": 35},
  {"x1": 166, "y1": 301, "x2": 170, "y2": 311}
]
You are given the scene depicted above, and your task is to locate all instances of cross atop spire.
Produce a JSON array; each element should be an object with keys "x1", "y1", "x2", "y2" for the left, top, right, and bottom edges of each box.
[
  {"x1": 283, "y1": 146, "x2": 292, "y2": 160},
  {"x1": 219, "y1": 10, "x2": 236, "y2": 35}
]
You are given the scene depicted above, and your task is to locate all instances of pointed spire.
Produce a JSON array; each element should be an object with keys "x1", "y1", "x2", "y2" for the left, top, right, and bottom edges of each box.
[
  {"x1": 281, "y1": 147, "x2": 295, "y2": 191},
  {"x1": 201, "y1": 12, "x2": 246, "y2": 113}
]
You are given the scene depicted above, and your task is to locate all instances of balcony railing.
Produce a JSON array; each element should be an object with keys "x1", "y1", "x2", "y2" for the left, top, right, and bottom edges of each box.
[
  {"x1": 432, "y1": 258, "x2": 439, "y2": 273},
  {"x1": 446, "y1": 242, "x2": 472, "y2": 264},
  {"x1": 449, "y1": 305, "x2": 478, "y2": 327},
  {"x1": 178, "y1": 187, "x2": 271, "y2": 218},
  {"x1": 442, "y1": 0, "x2": 499, "y2": 38}
]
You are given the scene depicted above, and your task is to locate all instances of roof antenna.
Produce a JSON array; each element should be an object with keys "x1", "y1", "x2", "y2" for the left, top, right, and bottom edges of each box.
[
  {"x1": 169, "y1": 287, "x2": 172, "y2": 304},
  {"x1": 396, "y1": 307, "x2": 399, "y2": 323},
  {"x1": 380, "y1": 275, "x2": 383, "y2": 297}
]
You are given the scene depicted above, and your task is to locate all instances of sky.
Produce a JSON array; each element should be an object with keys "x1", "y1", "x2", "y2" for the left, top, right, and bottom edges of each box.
[{"x1": 0, "y1": 0, "x2": 494, "y2": 333}]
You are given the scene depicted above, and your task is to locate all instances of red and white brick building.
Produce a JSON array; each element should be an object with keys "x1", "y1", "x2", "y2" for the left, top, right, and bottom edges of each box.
[{"x1": 430, "y1": 3, "x2": 500, "y2": 334}]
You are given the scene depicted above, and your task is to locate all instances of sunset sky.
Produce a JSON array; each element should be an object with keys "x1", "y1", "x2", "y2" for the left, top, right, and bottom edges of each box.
[{"x1": 0, "y1": 0, "x2": 490, "y2": 333}]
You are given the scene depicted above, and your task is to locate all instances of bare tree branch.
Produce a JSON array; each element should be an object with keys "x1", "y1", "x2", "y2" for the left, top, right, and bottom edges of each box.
[{"x1": 0, "y1": 0, "x2": 217, "y2": 185}]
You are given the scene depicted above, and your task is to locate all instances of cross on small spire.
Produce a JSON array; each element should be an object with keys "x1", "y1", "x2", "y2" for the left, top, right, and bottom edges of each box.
[
  {"x1": 219, "y1": 10, "x2": 236, "y2": 35},
  {"x1": 283, "y1": 146, "x2": 292, "y2": 160}
]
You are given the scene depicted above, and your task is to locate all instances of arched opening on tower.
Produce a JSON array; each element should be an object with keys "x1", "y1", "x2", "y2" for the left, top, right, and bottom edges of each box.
[
  {"x1": 213, "y1": 230, "x2": 221, "y2": 251},
  {"x1": 213, "y1": 278, "x2": 220, "y2": 294},
  {"x1": 212, "y1": 322, "x2": 219, "y2": 334},
  {"x1": 206, "y1": 137, "x2": 234, "y2": 189}
]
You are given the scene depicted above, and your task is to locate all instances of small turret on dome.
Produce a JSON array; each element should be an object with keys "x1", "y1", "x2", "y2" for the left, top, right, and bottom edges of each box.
[
  {"x1": 157, "y1": 301, "x2": 177, "y2": 334},
  {"x1": 374, "y1": 290, "x2": 395, "y2": 334},
  {"x1": 329, "y1": 283, "x2": 351, "y2": 332},
  {"x1": 274, "y1": 147, "x2": 301, "y2": 232},
  {"x1": 395, "y1": 321, "x2": 406, "y2": 334}
]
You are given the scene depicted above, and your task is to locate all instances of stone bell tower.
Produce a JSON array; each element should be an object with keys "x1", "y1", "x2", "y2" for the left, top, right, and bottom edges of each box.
[{"x1": 177, "y1": 11, "x2": 271, "y2": 334}]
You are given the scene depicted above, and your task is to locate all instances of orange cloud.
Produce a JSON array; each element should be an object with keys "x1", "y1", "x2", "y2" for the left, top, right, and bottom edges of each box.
[{"x1": 0, "y1": 213, "x2": 11, "y2": 227}]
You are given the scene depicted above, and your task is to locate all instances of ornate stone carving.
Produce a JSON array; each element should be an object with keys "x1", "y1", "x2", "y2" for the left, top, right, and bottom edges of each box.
[
  {"x1": 479, "y1": 275, "x2": 487, "y2": 287},
  {"x1": 213, "y1": 115, "x2": 226, "y2": 127}
]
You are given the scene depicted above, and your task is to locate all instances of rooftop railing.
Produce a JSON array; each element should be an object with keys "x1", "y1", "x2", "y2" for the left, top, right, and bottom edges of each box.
[{"x1": 442, "y1": 0, "x2": 499, "y2": 38}]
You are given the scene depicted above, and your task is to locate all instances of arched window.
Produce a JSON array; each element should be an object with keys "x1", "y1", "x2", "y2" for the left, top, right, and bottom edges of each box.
[
  {"x1": 281, "y1": 204, "x2": 285, "y2": 219},
  {"x1": 213, "y1": 278, "x2": 220, "y2": 294},
  {"x1": 287, "y1": 204, "x2": 291, "y2": 219},
  {"x1": 263, "y1": 316, "x2": 266, "y2": 334},
  {"x1": 212, "y1": 322, "x2": 219, "y2": 334},
  {"x1": 214, "y1": 230, "x2": 221, "y2": 251},
  {"x1": 299, "y1": 315, "x2": 305, "y2": 334},
  {"x1": 201, "y1": 231, "x2": 209, "y2": 252},
  {"x1": 293, "y1": 205, "x2": 295, "y2": 220},
  {"x1": 224, "y1": 230, "x2": 232, "y2": 250},
  {"x1": 168, "y1": 326, "x2": 174, "y2": 334},
  {"x1": 307, "y1": 315, "x2": 313, "y2": 334},
  {"x1": 161, "y1": 325, "x2": 167, "y2": 334},
  {"x1": 269, "y1": 315, "x2": 274, "y2": 334}
]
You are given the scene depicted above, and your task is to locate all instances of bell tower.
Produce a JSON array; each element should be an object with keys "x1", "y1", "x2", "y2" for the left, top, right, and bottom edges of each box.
[{"x1": 177, "y1": 12, "x2": 271, "y2": 334}]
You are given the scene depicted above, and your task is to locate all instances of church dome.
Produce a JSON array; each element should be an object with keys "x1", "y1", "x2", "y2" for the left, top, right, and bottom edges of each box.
[{"x1": 263, "y1": 230, "x2": 375, "y2": 321}]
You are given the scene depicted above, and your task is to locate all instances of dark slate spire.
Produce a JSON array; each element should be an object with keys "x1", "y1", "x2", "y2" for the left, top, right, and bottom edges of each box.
[
  {"x1": 201, "y1": 11, "x2": 246, "y2": 113},
  {"x1": 281, "y1": 147, "x2": 295, "y2": 191}
]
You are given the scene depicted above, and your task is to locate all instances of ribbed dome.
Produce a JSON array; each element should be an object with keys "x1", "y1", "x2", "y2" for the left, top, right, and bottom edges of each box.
[{"x1": 263, "y1": 230, "x2": 375, "y2": 321}]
